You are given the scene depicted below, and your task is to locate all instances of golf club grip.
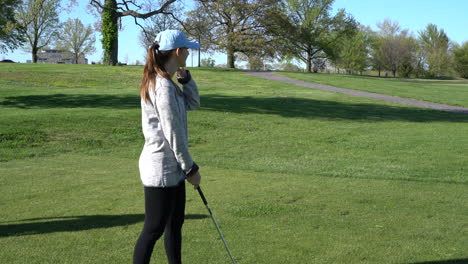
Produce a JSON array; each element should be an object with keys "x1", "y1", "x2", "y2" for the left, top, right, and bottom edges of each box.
[{"x1": 197, "y1": 187, "x2": 208, "y2": 205}]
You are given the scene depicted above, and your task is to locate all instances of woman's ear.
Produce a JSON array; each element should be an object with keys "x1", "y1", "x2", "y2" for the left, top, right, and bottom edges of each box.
[{"x1": 175, "y1": 48, "x2": 181, "y2": 57}]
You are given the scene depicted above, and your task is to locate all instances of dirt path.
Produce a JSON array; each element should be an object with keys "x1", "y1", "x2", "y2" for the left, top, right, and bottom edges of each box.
[{"x1": 244, "y1": 71, "x2": 468, "y2": 115}]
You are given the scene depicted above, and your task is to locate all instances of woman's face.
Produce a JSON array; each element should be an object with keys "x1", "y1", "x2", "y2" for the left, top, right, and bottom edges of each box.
[{"x1": 175, "y1": 48, "x2": 189, "y2": 67}]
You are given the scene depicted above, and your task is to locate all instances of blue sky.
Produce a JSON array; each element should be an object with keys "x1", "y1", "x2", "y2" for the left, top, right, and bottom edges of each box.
[{"x1": 3, "y1": 0, "x2": 468, "y2": 65}]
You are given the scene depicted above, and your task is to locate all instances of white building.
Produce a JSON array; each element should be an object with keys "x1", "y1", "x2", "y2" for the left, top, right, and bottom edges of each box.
[{"x1": 36, "y1": 49, "x2": 88, "y2": 64}]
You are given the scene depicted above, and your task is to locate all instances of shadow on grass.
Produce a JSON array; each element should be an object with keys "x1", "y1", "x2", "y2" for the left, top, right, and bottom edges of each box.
[
  {"x1": 409, "y1": 259, "x2": 468, "y2": 264},
  {"x1": 0, "y1": 94, "x2": 140, "y2": 109},
  {"x1": 201, "y1": 94, "x2": 468, "y2": 122},
  {"x1": 0, "y1": 214, "x2": 208, "y2": 237},
  {"x1": 1, "y1": 93, "x2": 467, "y2": 122},
  {"x1": 283, "y1": 71, "x2": 467, "y2": 84}
]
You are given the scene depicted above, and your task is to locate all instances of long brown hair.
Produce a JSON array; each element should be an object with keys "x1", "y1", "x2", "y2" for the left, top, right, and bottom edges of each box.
[{"x1": 140, "y1": 41, "x2": 173, "y2": 104}]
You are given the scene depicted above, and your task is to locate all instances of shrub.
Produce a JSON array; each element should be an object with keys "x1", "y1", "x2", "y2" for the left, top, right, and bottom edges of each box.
[
  {"x1": 453, "y1": 42, "x2": 468, "y2": 79},
  {"x1": 201, "y1": 58, "x2": 215, "y2": 67}
]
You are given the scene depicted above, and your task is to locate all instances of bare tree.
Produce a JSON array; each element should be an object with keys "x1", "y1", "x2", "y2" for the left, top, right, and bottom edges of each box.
[
  {"x1": 183, "y1": 3, "x2": 214, "y2": 67},
  {"x1": 81, "y1": 0, "x2": 176, "y2": 65},
  {"x1": 56, "y1": 18, "x2": 96, "y2": 64},
  {"x1": 376, "y1": 19, "x2": 411, "y2": 77},
  {"x1": 15, "y1": 0, "x2": 61, "y2": 63},
  {"x1": 195, "y1": 0, "x2": 276, "y2": 68},
  {"x1": 138, "y1": 0, "x2": 183, "y2": 51}
]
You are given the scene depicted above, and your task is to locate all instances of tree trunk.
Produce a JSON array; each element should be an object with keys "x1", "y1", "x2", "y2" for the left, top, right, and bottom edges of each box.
[
  {"x1": 197, "y1": 36, "x2": 201, "y2": 67},
  {"x1": 102, "y1": 0, "x2": 118, "y2": 65},
  {"x1": 306, "y1": 50, "x2": 312, "y2": 73},
  {"x1": 32, "y1": 46, "x2": 38, "y2": 63},
  {"x1": 111, "y1": 34, "x2": 118, "y2": 65},
  {"x1": 227, "y1": 45, "x2": 235, "y2": 68}
]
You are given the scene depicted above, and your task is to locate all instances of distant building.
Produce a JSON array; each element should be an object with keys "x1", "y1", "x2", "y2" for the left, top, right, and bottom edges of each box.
[{"x1": 37, "y1": 49, "x2": 88, "y2": 64}]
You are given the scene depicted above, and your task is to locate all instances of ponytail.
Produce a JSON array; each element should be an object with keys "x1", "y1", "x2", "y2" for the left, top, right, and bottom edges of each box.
[{"x1": 140, "y1": 41, "x2": 173, "y2": 104}]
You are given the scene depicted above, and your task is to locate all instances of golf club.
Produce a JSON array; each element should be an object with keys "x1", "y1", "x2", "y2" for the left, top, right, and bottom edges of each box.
[{"x1": 196, "y1": 186, "x2": 237, "y2": 264}]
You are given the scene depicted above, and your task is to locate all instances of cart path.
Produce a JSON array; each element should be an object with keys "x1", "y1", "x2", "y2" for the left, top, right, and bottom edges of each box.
[{"x1": 244, "y1": 71, "x2": 468, "y2": 115}]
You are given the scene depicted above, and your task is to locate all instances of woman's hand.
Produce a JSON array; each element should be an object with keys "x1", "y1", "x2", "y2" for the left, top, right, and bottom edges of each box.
[
  {"x1": 176, "y1": 67, "x2": 188, "y2": 79},
  {"x1": 187, "y1": 171, "x2": 201, "y2": 189}
]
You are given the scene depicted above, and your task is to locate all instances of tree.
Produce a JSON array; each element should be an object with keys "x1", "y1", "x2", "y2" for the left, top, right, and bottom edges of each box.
[
  {"x1": 200, "y1": 57, "x2": 215, "y2": 67},
  {"x1": 138, "y1": 0, "x2": 182, "y2": 50},
  {"x1": 418, "y1": 24, "x2": 450, "y2": 77},
  {"x1": 195, "y1": 0, "x2": 276, "y2": 68},
  {"x1": 375, "y1": 19, "x2": 412, "y2": 77},
  {"x1": 369, "y1": 32, "x2": 384, "y2": 76},
  {"x1": 183, "y1": 3, "x2": 214, "y2": 67},
  {"x1": 398, "y1": 35, "x2": 418, "y2": 78},
  {"x1": 281, "y1": 62, "x2": 303, "y2": 72},
  {"x1": 453, "y1": 42, "x2": 468, "y2": 79},
  {"x1": 264, "y1": 0, "x2": 357, "y2": 73},
  {"x1": 0, "y1": 0, "x2": 24, "y2": 53},
  {"x1": 56, "y1": 18, "x2": 96, "y2": 64},
  {"x1": 247, "y1": 55, "x2": 264, "y2": 70},
  {"x1": 15, "y1": 0, "x2": 61, "y2": 63},
  {"x1": 88, "y1": 0, "x2": 176, "y2": 65},
  {"x1": 412, "y1": 39, "x2": 427, "y2": 78},
  {"x1": 334, "y1": 25, "x2": 371, "y2": 74}
]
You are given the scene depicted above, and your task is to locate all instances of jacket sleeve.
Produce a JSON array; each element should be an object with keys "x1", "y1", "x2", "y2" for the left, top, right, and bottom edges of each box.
[
  {"x1": 154, "y1": 81, "x2": 193, "y2": 172},
  {"x1": 178, "y1": 71, "x2": 200, "y2": 111}
]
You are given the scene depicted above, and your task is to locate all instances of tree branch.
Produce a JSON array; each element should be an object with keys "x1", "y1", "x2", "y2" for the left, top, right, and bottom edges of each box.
[
  {"x1": 119, "y1": 0, "x2": 176, "y2": 18},
  {"x1": 90, "y1": 0, "x2": 175, "y2": 19}
]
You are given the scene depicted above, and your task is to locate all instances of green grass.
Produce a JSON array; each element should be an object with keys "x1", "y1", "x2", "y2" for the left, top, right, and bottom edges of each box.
[
  {"x1": 1, "y1": 64, "x2": 467, "y2": 263},
  {"x1": 278, "y1": 71, "x2": 468, "y2": 108}
]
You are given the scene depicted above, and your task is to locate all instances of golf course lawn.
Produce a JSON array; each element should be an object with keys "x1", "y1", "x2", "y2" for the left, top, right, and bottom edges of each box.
[
  {"x1": 278, "y1": 71, "x2": 468, "y2": 108},
  {"x1": 1, "y1": 64, "x2": 467, "y2": 263}
]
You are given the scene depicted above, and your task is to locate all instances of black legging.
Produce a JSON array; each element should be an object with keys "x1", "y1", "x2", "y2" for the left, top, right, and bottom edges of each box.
[{"x1": 133, "y1": 182, "x2": 186, "y2": 264}]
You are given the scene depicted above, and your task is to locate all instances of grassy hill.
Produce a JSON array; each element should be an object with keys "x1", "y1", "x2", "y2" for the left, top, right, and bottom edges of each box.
[
  {"x1": 279, "y1": 71, "x2": 468, "y2": 108},
  {"x1": 1, "y1": 64, "x2": 467, "y2": 263}
]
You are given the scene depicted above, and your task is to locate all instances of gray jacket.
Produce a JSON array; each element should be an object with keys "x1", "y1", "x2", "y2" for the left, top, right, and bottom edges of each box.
[{"x1": 139, "y1": 73, "x2": 200, "y2": 187}]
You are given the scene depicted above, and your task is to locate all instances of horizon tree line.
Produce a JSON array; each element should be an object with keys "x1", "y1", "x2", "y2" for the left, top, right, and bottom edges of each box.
[{"x1": 1, "y1": 0, "x2": 467, "y2": 78}]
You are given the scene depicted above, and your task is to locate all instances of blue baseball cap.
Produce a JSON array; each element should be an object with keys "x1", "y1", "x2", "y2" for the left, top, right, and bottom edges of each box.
[{"x1": 154, "y1": 30, "x2": 200, "y2": 51}]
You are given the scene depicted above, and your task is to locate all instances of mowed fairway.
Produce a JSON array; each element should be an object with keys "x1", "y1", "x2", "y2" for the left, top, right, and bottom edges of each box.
[
  {"x1": 279, "y1": 71, "x2": 468, "y2": 108},
  {"x1": 0, "y1": 64, "x2": 467, "y2": 264}
]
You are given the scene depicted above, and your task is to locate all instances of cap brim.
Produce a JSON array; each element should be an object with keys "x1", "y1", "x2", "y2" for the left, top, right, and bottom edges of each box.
[{"x1": 185, "y1": 41, "x2": 200, "y2": 49}]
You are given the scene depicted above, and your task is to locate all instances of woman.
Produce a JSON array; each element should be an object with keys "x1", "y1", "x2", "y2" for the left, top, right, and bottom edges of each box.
[{"x1": 134, "y1": 30, "x2": 202, "y2": 264}]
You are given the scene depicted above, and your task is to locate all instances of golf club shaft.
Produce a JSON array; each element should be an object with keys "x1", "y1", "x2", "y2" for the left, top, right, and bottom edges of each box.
[{"x1": 197, "y1": 187, "x2": 237, "y2": 264}]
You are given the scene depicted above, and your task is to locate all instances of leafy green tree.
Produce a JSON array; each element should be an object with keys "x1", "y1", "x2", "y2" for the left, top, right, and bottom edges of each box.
[
  {"x1": 453, "y1": 42, "x2": 468, "y2": 79},
  {"x1": 335, "y1": 25, "x2": 371, "y2": 74},
  {"x1": 418, "y1": 24, "x2": 450, "y2": 77},
  {"x1": 412, "y1": 39, "x2": 427, "y2": 78},
  {"x1": 200, "y1": 57, "x2": 215, "y2": 67},
  {"x1": 398, "y1": 36, "x2": 418, "y2": 78},
  {"x1": 88, "y1": 0, "x2": 176, "y2": 65},
  {"x1": 369, "y1": 32, "x2": 385, "y2": 76},
  {"x1": 195, "y1": 0, "x2": 276, "y2": 68},
  {"x1": 0, "y1": 0, "x2": 24, "y2": 53},
  {"x1": 15, "y1": 0, "x2": 61, "y2": 63},
  {"x1": 247, "y1": 55, "x2": 264, "y2": 70},
  {"x1": 281, "y1": 62, "x2": 303, "y2": 72},
  {"x1": 56, "y1": 18, "x2": 96, "y2": 64},
  {"x1": 264, "y1": 0, "x2": 357, "y2": 73}
]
